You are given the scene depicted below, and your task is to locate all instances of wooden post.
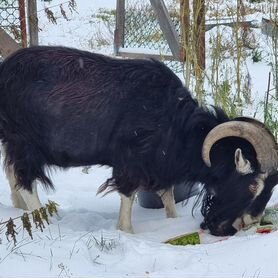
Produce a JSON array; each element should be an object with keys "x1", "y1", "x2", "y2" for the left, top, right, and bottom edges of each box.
[
  {"x1": 180, "y1": 0, "x2": 190, "y2": 62},
  {"x1": 114, "y1": 0, "x2": 125, "y2": 55},
  {"x1": 0, "y1": 27, "x2": 21, "y2": 58},
  {"x1": 193, "y1": 0, "x2": 205, "y2": 71},
  {"x1": 27, "y1": 0, "x2": 39, "y2": 46},
  {"x1": 19, "y1": 0, "x2": 27, "y2": 47},
  {"x1": 150, "y1": 0, "x2": 181, "y2": 60}
]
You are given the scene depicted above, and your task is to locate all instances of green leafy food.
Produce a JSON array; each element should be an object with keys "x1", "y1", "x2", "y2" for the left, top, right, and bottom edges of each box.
[{"x1": 165, "y1": 232, "x2": 200, "y2": 246}]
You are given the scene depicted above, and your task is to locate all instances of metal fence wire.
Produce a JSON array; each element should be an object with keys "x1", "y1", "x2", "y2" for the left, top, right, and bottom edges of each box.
[
  {"x1": 0, "y1": 0, "x2": 26, "y2": 46},
  {"x1": 124, "y1": 0, "x2": 183, "y2": 72}
]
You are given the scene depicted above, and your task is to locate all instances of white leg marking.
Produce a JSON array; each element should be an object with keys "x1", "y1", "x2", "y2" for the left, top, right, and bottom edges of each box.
[
  {"x1": 157, "y1": 186, "x2": 178, "y2": 218},
  {"x1": 117, "y1": 192, "x2": 136, "y2": 233},
  {"x1": 5, "y1": 163, "x2": 42, "y2": 211},
  {"x1": 18, "y1": 181, "x2": 43, "y2": 211},
  {"x1": 5, "y1": 164, "x2": 28, "y2": 210},
  {"x1": 1, "y1": 145, "x2": 27, "y2": 209}
]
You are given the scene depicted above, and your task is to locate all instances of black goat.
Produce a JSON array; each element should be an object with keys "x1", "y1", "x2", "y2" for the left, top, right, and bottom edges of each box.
[{"x1": 0, "y1": 46, "x2": 277, "y2": 235}]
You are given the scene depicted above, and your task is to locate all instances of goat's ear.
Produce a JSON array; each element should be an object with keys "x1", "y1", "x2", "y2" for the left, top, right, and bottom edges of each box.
[{"x1": 234, "y1": 148, "x2": 253, "y2": 175}]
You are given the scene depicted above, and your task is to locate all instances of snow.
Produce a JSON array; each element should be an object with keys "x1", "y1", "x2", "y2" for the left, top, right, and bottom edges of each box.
[
  {"x1": 38, "y1": 0, "x2": 115, "y2": 54},
  {"x1": 119, "y1": 47, "x2": 172, "y2": 56},
  {"x1": 0, "y1": 0, "x2": 278, "y2": 277},
  {"x1": 1, "y1": 166, "x2": 277, "y2": 278}
]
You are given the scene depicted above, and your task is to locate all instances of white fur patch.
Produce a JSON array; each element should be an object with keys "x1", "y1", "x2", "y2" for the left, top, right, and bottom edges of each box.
[
  {"x1": 232, "y1": 213, "x2": 263, "y2": 231},
  {"x1": 117, "y1": 193, "x2": 136, "y2": 233},
  {"x1": 18, "y1": 183, "x2": 43, "y2": 211},
  {"x1": 5, "y1": 164, "x2": 42, "y2": 211},
  {"x1": 157, "y1": 186, "x2": 177, "y2": 218},
  {"x1": 249, "y1": 173, "x2": 266, "y2": 199},
  {"x1": 232, "y1": 174, "x2": 266, "y2": 231},
  {"x1": 232, "y1": 217, "x2": 244, "y2": 231}
]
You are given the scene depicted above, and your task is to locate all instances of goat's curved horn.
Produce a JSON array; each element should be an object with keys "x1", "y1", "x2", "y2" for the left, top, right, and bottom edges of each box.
[{"x1": 202, "y1": 120, "x2": 278, "y2": 172}]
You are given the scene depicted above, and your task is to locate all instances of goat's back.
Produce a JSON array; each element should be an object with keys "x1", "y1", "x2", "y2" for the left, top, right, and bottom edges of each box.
[{"x1": 0, "y1": 46, "x2": 187, "y2": 169}]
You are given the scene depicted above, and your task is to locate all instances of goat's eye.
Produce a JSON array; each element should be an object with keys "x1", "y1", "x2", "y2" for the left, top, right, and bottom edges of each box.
[
  {"x1": 248, "y1": 178, "x2": 264, "y2": 198},
  {"x1": 249, "y1": 183, "x2": 258, "y2": 194}
]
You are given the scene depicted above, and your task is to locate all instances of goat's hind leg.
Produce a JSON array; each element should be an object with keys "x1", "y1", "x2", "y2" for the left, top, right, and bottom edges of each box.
[
  {"x1": 2, "y1": 144, "x2": 43, "y2": 211},
  {"x1": 117, "y1": 192, "x2": 136, "y2": 233},
  {"x1": 157, "y1": 186, "x2": 178, "y2": 218},
  {"x1": 5, "y1": 163, "x2": 43, "y2": 211},
  {"x1": 5, "y1": 164, "x2": 28, "y2": 210}
]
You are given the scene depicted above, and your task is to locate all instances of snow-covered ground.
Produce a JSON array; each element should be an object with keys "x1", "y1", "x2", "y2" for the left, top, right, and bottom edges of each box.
[
  {"x1": 0, "y1": 0, "x2": 277, "y2": 277},
  {"x1": 1, "y1": 166, "x2": 278, "y2": 278}
]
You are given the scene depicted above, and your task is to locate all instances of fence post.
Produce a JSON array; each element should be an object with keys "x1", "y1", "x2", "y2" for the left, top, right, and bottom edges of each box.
[
  {"x1": 193, "y1": 0, "x2": 205, "y2": 71},
  {"x1": 180, "y1": 0, "x2": 189, "y2": 62},
  {"x1": 114, "y1": 0, "x2": 125, "y2": 55},
  {"x1": 19, "y1": 0, "x2": 27, "y2": 47},
  {"x1": 150, "y1": 0, "x2": 181, "y2": 60},
  {"x1": 180, "y1": 0, "x2": 191, "y2": 87},
  {"x1": 27, "y1": 0, "x2": 39, "y2": 46}
]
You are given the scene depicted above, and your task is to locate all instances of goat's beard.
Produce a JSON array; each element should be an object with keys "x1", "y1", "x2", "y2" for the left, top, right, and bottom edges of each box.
[
  {"x1": 200, "y1": 192, "x2": 216, "y2": 230},
  {"x1": 200, "y1": 191, "x2": 239, "y2": 236}
]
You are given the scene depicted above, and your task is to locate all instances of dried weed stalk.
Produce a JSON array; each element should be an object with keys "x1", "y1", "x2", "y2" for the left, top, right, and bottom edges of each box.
[{"x1": 0, "y1": 200, "x2": 59, "y2": 246}]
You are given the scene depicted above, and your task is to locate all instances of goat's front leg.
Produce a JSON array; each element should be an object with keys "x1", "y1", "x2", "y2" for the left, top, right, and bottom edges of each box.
[
  {"x1": 157, "y1": 186, "x2": 177, "y2": 218},
  {"x1": 117, "y1": 192, "x2": 136, "y2": 233}
]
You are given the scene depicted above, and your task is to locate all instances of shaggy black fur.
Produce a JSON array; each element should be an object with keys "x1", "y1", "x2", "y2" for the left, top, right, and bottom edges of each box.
[{"x1": 0, "y1": 46, "x2": 276, "y2": 236}]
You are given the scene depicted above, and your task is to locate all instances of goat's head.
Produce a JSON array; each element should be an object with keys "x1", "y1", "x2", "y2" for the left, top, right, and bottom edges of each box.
[{"x1": 201, "y1": 117, "x2": 278, "y2": 236}]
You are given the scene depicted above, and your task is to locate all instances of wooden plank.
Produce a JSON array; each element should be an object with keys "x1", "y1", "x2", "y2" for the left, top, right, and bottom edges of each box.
[
  {"x1": 0, "y1": 27, "x2": 21, "y2": 58},
  {"x1": 27, "y1": 0, "x2": 39, "y2": 46},
  {"x1": 150, "y1": 0, "x2": 181, "y2": 60},
  {"x1": 205, "y1": 20, "x2": 257, "y2": 31},
  {"x1": 118, "y1": 48, "x2": 175, "y2": 61},
  {"x1": 114, "y1": 0, "x2": 125, "y2": 55}
]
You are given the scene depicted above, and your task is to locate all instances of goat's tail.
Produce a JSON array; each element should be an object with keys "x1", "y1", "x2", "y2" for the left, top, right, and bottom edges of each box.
[{"x1": 97, "y1": 177, "x2": 117, "y2": 197}]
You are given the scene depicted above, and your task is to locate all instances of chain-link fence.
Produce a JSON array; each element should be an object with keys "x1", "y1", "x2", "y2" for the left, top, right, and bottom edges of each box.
[
  {"x1": 119, "y1": 0, "x2": 183, "y2": 72},
  {"x1": 0, "y1": 0, "x2": 27, "y2": 47},
  {"x1": 124, "y1": 0, "x2": 180, "y2": 54}
]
